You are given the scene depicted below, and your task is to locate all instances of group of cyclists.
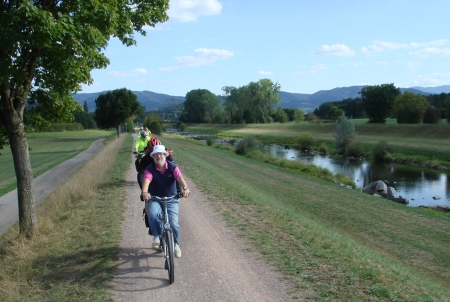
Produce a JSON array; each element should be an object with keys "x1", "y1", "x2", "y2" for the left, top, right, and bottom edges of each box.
[{"x1": 134, "y1": 126, "x2": 190, "y2": 259}]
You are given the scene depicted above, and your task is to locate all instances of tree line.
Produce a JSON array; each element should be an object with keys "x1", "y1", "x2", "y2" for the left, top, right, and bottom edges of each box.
[
  {"x1": 312, "y1": 84, "x2": 450, "y2": 124},
  {"x1": 179, "y1": 79, "x2": 305, "y2": 124}
]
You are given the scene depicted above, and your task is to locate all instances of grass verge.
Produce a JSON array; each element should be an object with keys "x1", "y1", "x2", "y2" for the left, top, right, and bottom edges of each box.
[
  {"x1": 0, "y1": 133, "x2": 130, "y2": 301},
  {"x1": 163, "y1": 135, "x2": 450, "y2": 301}
]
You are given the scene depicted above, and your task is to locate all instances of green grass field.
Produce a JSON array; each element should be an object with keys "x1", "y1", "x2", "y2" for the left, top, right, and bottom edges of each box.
[
  {"x1": 163, "y1": 135, "x2": 450, "y2": 301},
  {"x1": 0, "y1": 130, "x2": 116, "y2": 196}
]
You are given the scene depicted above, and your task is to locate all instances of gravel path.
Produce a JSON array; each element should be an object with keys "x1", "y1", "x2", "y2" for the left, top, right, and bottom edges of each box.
[{"x1": 111, "y1": 152, "x2": 296, "y2": 301}]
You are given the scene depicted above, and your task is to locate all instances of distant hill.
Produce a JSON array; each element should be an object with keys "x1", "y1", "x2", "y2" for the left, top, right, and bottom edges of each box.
[
  {"x1": 73, "y1": 85, "x2": 445, "y2": 114},
  {"x1": 72, "y1": 90, "x2": 185, "y2": 112},
  {"x1": 411, "y1": 85, "x2": 450, "y2": 94}
]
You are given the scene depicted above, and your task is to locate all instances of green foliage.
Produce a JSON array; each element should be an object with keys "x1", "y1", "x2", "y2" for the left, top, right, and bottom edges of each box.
[
  {"x1": 125, "y1": 118, "x2": 134, "y2": 133},
  {"x1": 222, "y1": 79, "x2": 281, "y2": 124},
  {"x1": 144, "y1": 113, "x2": 164, "y2": 135},
  {"x1": 373, "y1": 140, "x2": 392, "y2": 162},
  {"x1": 73, "y1": 111, "x2": 96, "y2": 129},
  {"x1": 182, "y1": 89, "x2": 220, "y2": 123},
  {"x1": 361, "y1": 84, "x2": 401, "y2": 123},
  {"x1": 393, "y1": 92, "x2": 430, "y2": 123},
  {"x1": 235, "y1": 137, "x2": 258, "y2": 155},
  {"x1": 43, "y1": 123, "x2": 84, "y2": 132},
  {"x1": 423, "y1": 107, "x2": 441, "y2": 124},
  {"x1": 306, "y1": 113, "x2": 319, "y2": 123},
  {"x1": 273, "y1": 108, "x2": 289, "y2": 123},
  {"x1": 318, "y1": 143, "x2": 328, "y2": 155},
  {"x1": 327, "y1": 106, "x2": 344, "y2": 122},
  {"x1": 292, "y1": 108, "x2": 305, "y2": 123},
  {"x1": 334, "y1": 114, "x2": 357, "y2": 155},
  {"x1": 297, "y1": 132, "x2": 314, "y2": 150},
  {"x1": 83, "y1": 101, "x2": 89, "y2": 113},
  {"x1": 94, "y1": 88, "x2": 141, "y2": 136},
  {"x1": 205, "y1": 136, "x2": 215, "y2": 146},
  {"x1": 178, "y1": 122, "x2": 186, "y2": 132},
  {"x1": 345, "y1": 141, "x2": 365, "y2": 157},
  {"x1": 446, "y1": 96, "x2": 450, "y2": 123}
]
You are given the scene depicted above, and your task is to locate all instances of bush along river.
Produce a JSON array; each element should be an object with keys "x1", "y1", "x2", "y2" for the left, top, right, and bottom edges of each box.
[{"x1": 170, "y1": 131, "x2": 449, "y2": 208}]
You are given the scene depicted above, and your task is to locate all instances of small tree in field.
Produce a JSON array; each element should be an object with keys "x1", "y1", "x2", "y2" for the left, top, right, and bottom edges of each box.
[
  {"x1": 446, "y1": 96, "x2": 450, "y2": 124},
  {"x1": 94, "y1": 88, "x2": 142, "y2": 137},
  {"x1": 423, "y1": 107, "x2": 441, "y2": 124},
  {"x1": 393, "y1": 92, "x2": 429, "y2": 124},
  {"x1": 334, "y1": 114, "x2": 356, "y2": 155},
  {"x1": 144, "y1": 113, "x2": 164, "y2": 135}
]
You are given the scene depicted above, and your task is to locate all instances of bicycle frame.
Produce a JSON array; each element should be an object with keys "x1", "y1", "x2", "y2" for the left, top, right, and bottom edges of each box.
[{"x1": 149, "y1": 194, "x2": 181, "y2": 284}]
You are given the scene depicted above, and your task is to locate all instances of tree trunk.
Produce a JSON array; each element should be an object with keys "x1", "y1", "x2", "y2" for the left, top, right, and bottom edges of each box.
[
  {"x1": 116, "y1": 125, "x2": 120, "y2": 138},
  {"x1": 9, "y1": 130, "x2": 37, "y2": 236}
]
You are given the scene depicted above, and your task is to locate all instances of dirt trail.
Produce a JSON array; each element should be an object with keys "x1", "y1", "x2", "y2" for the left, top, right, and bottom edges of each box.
[{"x1": 110, "y1": 152, "x2": 295, "y2": 301}]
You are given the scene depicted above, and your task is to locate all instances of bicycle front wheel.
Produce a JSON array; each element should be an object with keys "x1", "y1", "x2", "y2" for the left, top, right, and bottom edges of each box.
[{"x1": 165, "y1": 230, "x2": 175, "y2": 284}]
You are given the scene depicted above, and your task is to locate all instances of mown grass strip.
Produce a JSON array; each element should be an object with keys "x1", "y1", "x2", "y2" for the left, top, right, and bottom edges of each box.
[
  {"x1": 0, "y1": 133, "x2": 130, "y2": 301},
  {"x1": 163, "y1": 135, "x2": 450, "y2": 301}
]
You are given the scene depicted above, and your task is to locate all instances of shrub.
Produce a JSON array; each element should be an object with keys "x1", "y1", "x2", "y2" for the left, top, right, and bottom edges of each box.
[
  {"x1": 345, "y1": 141, "x2": 365, "y2": 157},
  {"x1": 423, "y1": 107, "x2": 441, "y2": 124},
  {"x1": 334, "y1": 114, "x2": 356, "y2": 155},
  {"x1": 235, "y1": 137, "x2": 258, "y2": 155},
  {"x1": 205, "y1": 136, "x2": 215, "y2": 146},
  {"x1": 297, "y1": 132, "x2": 314, "y2": 150},
  {"x1": 318, "y1": 143, "x2": 328, "y2": 155},
  {"x1": 178, "y1": 122, "x2": 186, "y2": 132},
  {"x1": 373, "y1": 140, "x2": 392, "y2": 162}
]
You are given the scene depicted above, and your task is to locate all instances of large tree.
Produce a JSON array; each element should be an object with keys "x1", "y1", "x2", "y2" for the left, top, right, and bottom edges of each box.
[
  {"x1": 360, "y1": 84, "x2": 400, "y2": 123},
  {"x1": 183, "y1": 89, "x2": 220, "y2": 123},
  {"x1": 95, "y1": 88, "x2": 141, "y2": 136},
  {"x1": 0, "y1": 0, "x2": 169, "y2": 235}
]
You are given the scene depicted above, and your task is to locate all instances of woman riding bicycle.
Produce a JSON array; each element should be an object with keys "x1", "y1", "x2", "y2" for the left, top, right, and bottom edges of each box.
[{"x1": 141, "y1": 145, "x2": 190, "y2": 258}]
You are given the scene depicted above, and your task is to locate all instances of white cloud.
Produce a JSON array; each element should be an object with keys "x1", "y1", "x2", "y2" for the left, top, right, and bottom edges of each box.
[
  {"x1": 258, "y1": 71, "x2": 273, "y2": 75},
  {"x1": 314, "y1": 44, "x2": 355, "y2": 56},
  {"x1": 168, "y1": 0, "x2": 222, "y2": 23},
  {"x1": 105, "y1": 68, "x2": 148, "y2": 77},
  {"x1": 361, "y1": 41, "x2": 409, "y2": 55},
  {"x1": 361, "y1": 39, "x2": 450, "y2": 55},
  {"x1": 410, "y1": 72, "x2": 450, "y2": 87},
  {"x1": 309, "y1": 63, "x2": 327, "y2": 74},
  {"x1": 352, "y1": 62, "x2": 367, "y2": 67},
  {"x1": 159, "y1": 47, "x2": 234, "y2": 71},
  {"x1": 401, "y1": 61, "x2": 422, "y2": 68},
  {"x1": 410, "y1": 47, "x2": 450, "y2": 57}
]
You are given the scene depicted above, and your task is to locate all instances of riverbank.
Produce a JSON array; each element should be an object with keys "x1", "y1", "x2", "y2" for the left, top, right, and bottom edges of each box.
[{"x1": 180, "y1": 120, "x2": 450, "y2": 169}]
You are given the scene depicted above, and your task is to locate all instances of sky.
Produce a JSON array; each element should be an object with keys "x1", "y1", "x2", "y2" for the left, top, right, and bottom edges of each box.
[{"x1": 80, "y1": 0, "x2": 450, "y2": 97}]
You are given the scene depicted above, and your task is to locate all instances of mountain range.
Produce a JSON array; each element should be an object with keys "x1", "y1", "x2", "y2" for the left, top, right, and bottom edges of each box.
[{"x1": 73, "y1": 85, "x2": 450, "y2": 113}]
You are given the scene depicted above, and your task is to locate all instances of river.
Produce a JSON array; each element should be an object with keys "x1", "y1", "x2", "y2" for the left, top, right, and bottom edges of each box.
[{"x1": 168, "y1": 130, "x2": 449, "y2": 208}]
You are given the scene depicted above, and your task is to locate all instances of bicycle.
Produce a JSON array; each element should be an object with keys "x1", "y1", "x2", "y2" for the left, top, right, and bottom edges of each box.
[{"x1": 145, "y1": 193, "x2": 182, "y2": 284}]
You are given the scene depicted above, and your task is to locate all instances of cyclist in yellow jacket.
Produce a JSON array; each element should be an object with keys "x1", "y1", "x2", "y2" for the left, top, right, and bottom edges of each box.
[{"x1": 134, "y1": 131, "x2": 150, "y2": 153}]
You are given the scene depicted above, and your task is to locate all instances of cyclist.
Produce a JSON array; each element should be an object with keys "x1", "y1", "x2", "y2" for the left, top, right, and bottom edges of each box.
[
  {"x1": 141, "y1": 144, "x2": 190, "y2": 258},
  {"x1": 144, "y1": 126, "x2": 152, "y2": 137},
  {"x1": 134, "y1": 131, "x2": 149, "y2": 153}
]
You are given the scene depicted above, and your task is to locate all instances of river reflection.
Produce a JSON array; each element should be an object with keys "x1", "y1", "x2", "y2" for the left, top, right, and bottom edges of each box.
[{"x1": 259, "y1": 145, "x2": 450, "y2": 207}]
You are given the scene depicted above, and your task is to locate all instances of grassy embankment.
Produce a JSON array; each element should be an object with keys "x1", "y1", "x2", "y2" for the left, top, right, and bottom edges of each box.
[
  {"x1": 0, "y1": 133, "x2": 130, "y2": 301},
  {"x1": 1, "y1": 127, "x2": 449, "y2": 301},
  {"x1": 183, "y1": 119, "x2": 450, "y2": 168},
  {"x1": 0, "y1": 129, "x2": 116, "y2": 197},
  {"x1": 163, "y1": 135, "x2": 450, "y2": 301}
]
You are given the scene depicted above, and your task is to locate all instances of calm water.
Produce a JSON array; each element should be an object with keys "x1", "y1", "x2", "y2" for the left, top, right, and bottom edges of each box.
[
  {"x1": 171, "y1": 130, "x2": 449, "y2": 208},
  {"x1": 260, "y1": 145, "x2": 450, "y2": 207}
]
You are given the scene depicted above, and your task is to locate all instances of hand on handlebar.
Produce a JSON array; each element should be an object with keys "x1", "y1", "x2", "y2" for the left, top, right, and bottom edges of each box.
[{"x1": 141, "y1": 192, "x2": 150, "y2": 201}]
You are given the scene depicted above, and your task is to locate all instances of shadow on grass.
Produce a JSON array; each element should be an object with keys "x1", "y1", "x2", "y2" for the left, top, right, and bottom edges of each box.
[{"x1": 32, "y1": 247, "x2": 172, "y2": 291}]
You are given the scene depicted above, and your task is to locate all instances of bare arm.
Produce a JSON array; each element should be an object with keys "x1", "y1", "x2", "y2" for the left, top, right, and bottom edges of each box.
[
  {"x1": 176, "y1": 175, "x2": 190, "y2": 198},
  {"x1": 141, "y1": 178, "x2": 151, "y2": 201}
]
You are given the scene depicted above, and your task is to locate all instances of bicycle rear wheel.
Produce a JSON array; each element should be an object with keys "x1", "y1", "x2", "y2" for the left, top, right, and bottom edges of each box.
[{"x1": 165, "y1": 230, "x2": 175, "y2": 284}]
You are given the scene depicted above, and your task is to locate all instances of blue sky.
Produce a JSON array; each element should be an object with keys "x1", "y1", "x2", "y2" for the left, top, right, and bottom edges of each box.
[{"x1": 80, "y1": 0, "x2": 450, "y2": 97}]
